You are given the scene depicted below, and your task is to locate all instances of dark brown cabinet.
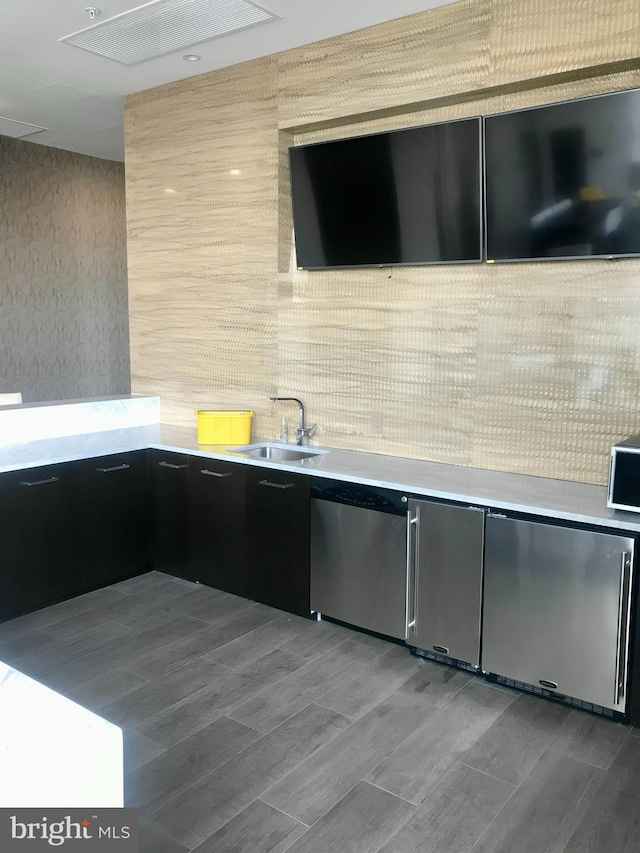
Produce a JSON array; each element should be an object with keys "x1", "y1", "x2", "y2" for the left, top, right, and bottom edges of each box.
[
  {"x1": 78, "y1": 452, "x2": 147, "y2": 589},
  {"x1": 147, "y1": 449, "x2": 192, "y2": 580},
  {"x1": 245, "y1": 466, "x2": 310, "y2": 617},
  {"x1": 189, "y1": 457, "x2": 247, "y2": 596},
  {"x1": 0, "y1": 449, "x2": 312, "y2": 623},
  {"x1": 0, "y1": 462, "x2": 81, "y2": 618}
]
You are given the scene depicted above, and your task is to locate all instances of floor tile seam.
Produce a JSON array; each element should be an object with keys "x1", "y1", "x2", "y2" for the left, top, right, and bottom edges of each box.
[
  {"x1": 31, "y1": 622, "x2": 141, "y2": 667},
  {"x1": 218, "y1": 652, "x2": 341, "y2": 718},
  {"x1": 135, "y1": 719, "x2": 266, "y2": 787},
  {"x1": 309, "y1": 657, "x2": 389, "y2": 704},
  {"x1": 36, "y1": 615, "x2": 139, "y2": 650},
  {"x1": 231, "y1": 703, "x2": 355, "y2": 793},
  {"x1": 225, "y1": 709, "x2": 277, "y2": 737},
  {"x1": 313, "y1": 673, "x2": 440, "y2": 722},
  {"x1": 466, "y1": 785, "x2": 519, "y2": 853},
  {"x1": 546, "y1": 746, "x2": 625, "y2": 772},
  {"x1": 218, "y1": 653, "x2": 359, "y2": 722},
  {"x1": 149, "y1": 762, "x2": 288, "y2": 845},
  {"x1": 226, "y1": 699, "x2": 352, "y2": 744},
  {"x1": 133, "y1": 754, "x2": 235, "y2": 819},
  {"x1": 46, "y1": 602, "x2": 155, "y2": 634},
  {"x1": 282, "y1": 645, "x2": 400, "y2": 701},
  {"x1": 202, "y1": 641, "x2": 292, "y2": 671},
  {"x1": 458, "y1": 734, "x2": 562, "y2": 789},
  {"x1": 33, "y1": 598, "x2": 131, "y2": 632},
  {"x1": 65, "y1": 666, "x2": 151, "y2": 709},
  {"x1": 463, "y1": 751, "x2": 545, "y2": 853},
  {"x1": 19, "y1": 622, "x2": 141, "y2": 676},
  {"x1": 543, "y1": 743, "x2": 619, "y2": 773},
  {"x1": 255, "y1": 797, "x2": 311, "y2": 829},
  {"x1": 265, "y1": 702, "x2": 440, "y2": 813},
  {"x1": 126, "y1": 647, "x2": 237, "y2": 682},
  {"x1": 113, "y1": 622, "x2": 225, "y2": 664},
  {"x1": 115, "y1": 675, "x2": 238, "y2": 730},
  {"x1": 478, "y1": 678, "x2": 523, "y2": 698},
  {"x1": 230, "y1": 644, "x2": 311, "y2": 675},
  {"x1": 112, "y1": 612, "x2": 213, "y2": 635},
  {"x1": 111, "y1": 570, "x2": 167, "y2": 585},
  {"x1": 0, "y1": 631, "x2": 57, "y2": 661},
  {"x1": 195, "y1": 617, "x2": 287, "y2": 660},
  {"x1": 261, "y1": 775, "x2": 370, "y2": 828},
  {"x1": 344, "y1": 632, "x2": 401, "y2": 657},
  {"x1": 359, "y1": 700, "x2": 462, "y2": 794},
  {"x1": 312, "y1": 696, "x2": 360, "y2": 721},
  {"x1": 359, "y1": 777, "x2": 425, "y2": 809},
  {"x1": 457, "y1": 760, "x2": 520, "y2": 788},
  {"x1": 183, "y1": 601, "x2": 263, "y2": 624},
  {"x1": 130, "y1": 652, "x2": 238, "y2": 682},
  {"x1": 18, "y1": 587, "x2": 135, "y2": 631}
]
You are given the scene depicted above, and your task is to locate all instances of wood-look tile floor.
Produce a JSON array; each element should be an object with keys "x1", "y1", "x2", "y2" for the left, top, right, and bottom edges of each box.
[{"x1": 1, "y1": 571, "x2": 639, "y2": 853}]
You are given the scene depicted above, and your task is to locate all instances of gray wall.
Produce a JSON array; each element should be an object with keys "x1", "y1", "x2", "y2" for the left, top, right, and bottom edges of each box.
[{"x1": 0, "y1": 135, "x2": 130, "y2": 402}]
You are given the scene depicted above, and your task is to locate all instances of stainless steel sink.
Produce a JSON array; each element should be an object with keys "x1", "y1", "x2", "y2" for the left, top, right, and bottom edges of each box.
[{"x1": 230, "y1": 443, "x2": 326, "y2": 462}]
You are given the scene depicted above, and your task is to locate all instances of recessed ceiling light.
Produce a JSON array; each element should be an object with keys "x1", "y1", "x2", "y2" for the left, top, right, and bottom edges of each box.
[
  {"x1": 183, "y1": 54, "x2": 201, "y2": 61},
  {"x1": 229, "y1": 169, "x2": 241, "y2": 175},
  {"x1": 164, "y1": 188, "x2": 177, "y2": 194}
]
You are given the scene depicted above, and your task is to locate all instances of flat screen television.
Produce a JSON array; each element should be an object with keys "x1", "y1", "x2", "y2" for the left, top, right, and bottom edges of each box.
[
  {"x1": 485, "y1": 88, "x2": 640, "y2": 262},
  {"x1": 288, "y1": 118, "x2": 483, "y2": 269}
]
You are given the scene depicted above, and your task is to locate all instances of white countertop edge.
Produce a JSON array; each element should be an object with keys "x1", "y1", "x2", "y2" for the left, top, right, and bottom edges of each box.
[{"x1": 0, "y1": 421, "x2": 638, "y2": 533}]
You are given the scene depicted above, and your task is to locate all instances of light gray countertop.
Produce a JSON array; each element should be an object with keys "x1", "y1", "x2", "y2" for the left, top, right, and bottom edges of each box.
[{"x1": 0, "y1": 422, "x2": 638, "y2": 533}]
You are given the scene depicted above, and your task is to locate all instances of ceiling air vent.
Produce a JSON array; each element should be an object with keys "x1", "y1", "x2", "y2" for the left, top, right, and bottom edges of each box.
[{"x1": 59, "y1": 0, "x2": 280, "y2": 65}]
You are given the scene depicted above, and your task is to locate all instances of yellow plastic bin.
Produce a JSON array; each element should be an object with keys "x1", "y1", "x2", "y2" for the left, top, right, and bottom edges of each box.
[{"x1": 195, "y1": 410, "x2": 253, "y2": 445}]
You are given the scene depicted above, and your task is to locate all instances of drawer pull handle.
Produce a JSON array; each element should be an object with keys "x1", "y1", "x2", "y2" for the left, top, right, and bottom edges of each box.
[
  {"x1": 96, "y1": 464, "x2": 130, "y2": 473},
  {"x1": 433, "y1": 645, "x2": 450, "y2": 655},
  {"x1": 259, "y1": 479, "x2": 295, "y2": 490},
  {"x1": 158, "y1": 461, "x2": 188, "y2": 469},
  {"x1": 201, "y1": 469, "x2": 232, "y2": 478},
  {"x1": 20, "y1": 476, "x2": 60, "y2": 487},
  {"x1": 539, "y1": 679, "x2": 558, "y2": 690}
]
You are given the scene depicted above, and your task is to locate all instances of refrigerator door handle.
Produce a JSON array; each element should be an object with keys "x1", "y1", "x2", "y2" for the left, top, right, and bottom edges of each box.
[
  {"x1": 406, "y1": 512, "x2": 418, "y2": 639},
  {"x1": 615, "y1": 550, "x2": 633, "y2": 706}
]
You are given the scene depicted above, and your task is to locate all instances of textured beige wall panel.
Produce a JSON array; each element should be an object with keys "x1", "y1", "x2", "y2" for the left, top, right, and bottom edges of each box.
[
  {"x1": 277, "y1": 0, "x2": 492, "y2": 128},
  {"x1": 490, "y1": 0, "x2": 640, "y2": 85},
  {"x1": 126, "y1": 0, "x2": 640, "y2": 482},
  {"x1": 126, "y1": 58, "x2": 279, "y2": 429}
]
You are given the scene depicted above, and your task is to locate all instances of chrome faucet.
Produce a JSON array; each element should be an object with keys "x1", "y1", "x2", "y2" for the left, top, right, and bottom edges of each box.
[{"x1": 269, "y1": 397, "x2": 317, "y2": 445}]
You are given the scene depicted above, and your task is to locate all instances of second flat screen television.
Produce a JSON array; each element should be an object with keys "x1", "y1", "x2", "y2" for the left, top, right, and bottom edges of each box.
[
  {"x1": 289, "y1": 118, "x2": 483, "y2": 269},
  {"x1": 485, "y1": 88, "x2": 640, "y2": 262}
]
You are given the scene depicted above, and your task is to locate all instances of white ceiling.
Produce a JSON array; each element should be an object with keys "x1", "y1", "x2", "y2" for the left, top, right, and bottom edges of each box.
[{"x1": 0, "y1": 0, "x2": 454, "y2": 162}]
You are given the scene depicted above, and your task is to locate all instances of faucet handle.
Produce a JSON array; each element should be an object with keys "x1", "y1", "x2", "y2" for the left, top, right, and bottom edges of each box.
[{"x1": 296, "y1": 424, "x2": 317, "y2": 445}]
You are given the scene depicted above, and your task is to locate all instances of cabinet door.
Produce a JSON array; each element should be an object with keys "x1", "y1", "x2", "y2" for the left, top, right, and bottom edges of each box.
[
  {"x1": 408, "y1": 499, "x2": 484, "y2": 665},
  {"x1": 79, "y1": 452, "x2": 147, "y2": 589},
  {"x1": 483, "y1": 514, "x2": 635, "y2": 712},
  {"x1": 190, "y1": 457, "x2": 246, "y2": 596},
  {"x1": 147, "y1": 450, "x2": 192, "y2": 580},
  {"x1": 245, "y1": 468, "x2": 310, "y2": 617},
  {"x1": 0, "y1": 463, "x2": 81, "y2": 618}
]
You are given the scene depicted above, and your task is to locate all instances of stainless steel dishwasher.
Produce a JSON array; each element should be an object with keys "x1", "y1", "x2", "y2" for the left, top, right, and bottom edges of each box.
[{"x1": 310, "y1": 479, "x2": 407, "y2": 640}]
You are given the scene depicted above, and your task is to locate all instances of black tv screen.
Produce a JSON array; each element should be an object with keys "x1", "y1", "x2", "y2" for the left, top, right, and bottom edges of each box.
[
  {"x1": 485, "y1": 88, "x2": 640, "y2": 262},
  {"x1": 289, "y1": 118, "x2": 483, "y2": 269}
]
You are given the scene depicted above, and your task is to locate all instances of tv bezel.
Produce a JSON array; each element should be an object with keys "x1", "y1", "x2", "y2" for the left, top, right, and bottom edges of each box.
[
  {"x1": 289, "y1": 116, "x2": 485, "y2": 271},
  {"x1": 483, "y1": 87, "x2": 640, "y2": 264}
]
